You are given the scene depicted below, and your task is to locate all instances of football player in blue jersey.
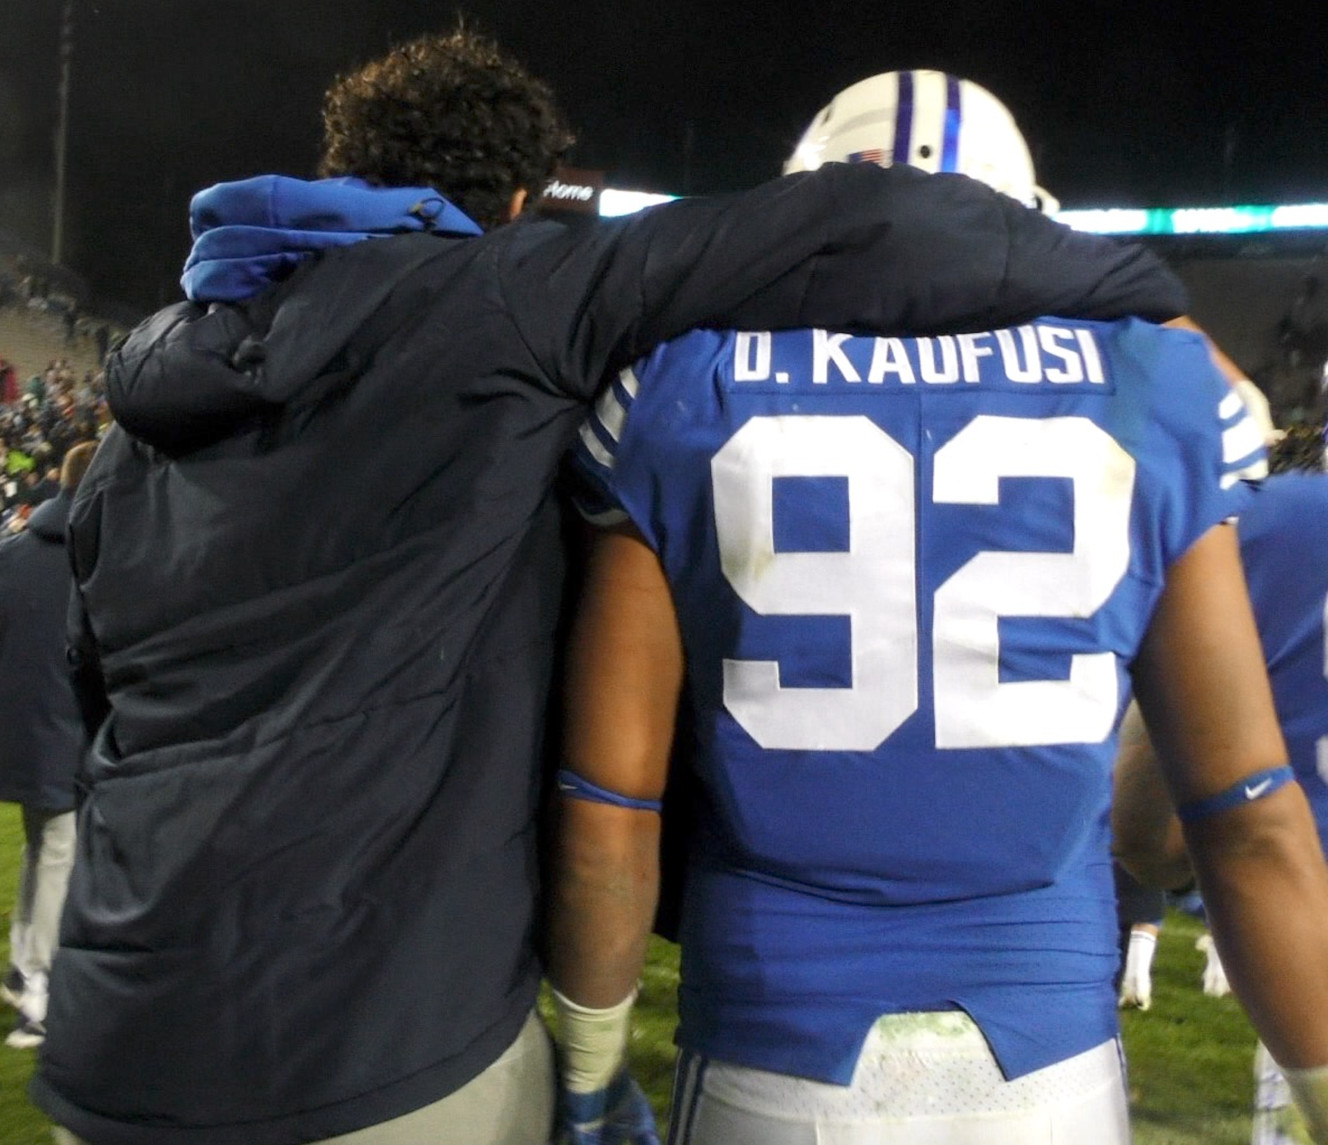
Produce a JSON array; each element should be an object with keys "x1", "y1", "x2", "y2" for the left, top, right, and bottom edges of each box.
[
  {"x1": 1115, "y1": 423, "x2": 1328, "y2": 1145},
  {"x1": 547, "y1": 71, "x2": 1328, "y2": 1145}
]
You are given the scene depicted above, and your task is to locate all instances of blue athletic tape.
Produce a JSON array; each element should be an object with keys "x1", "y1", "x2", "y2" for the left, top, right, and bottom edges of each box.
[
  {"x1": 1177, "y1": 765, "x2": 1295, "y2": 823},
  {"x1": 556, "y1": 769, "x2": 663, "y2": 813}
]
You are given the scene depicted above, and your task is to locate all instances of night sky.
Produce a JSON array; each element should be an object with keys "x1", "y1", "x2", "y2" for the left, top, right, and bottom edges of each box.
[{"x1": 4, "y1": 0, "x2": 1328, "y2": 315}]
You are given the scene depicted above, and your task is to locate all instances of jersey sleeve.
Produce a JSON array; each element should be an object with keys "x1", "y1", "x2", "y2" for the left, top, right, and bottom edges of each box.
[
  {"x1": 1193, "y1": 353, "x2": 1268, "y2": 527},
  {"x1": 499, "y1": 163, "x2": 1188, "y2": 401},
  {"x1": 1137, "y1": 326, "x2": 1268, "y2": 566},
  {"x1": 567, "y1": 365, "x2": 641, "y2": 527},
  {"x1": 1218, "y1": 385, "x2": 1271, "y2": 490}
]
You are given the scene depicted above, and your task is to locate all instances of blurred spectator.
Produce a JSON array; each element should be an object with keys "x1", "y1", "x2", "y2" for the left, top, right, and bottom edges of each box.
[
  {"x1": 0, "y1": 358, "x2": 105, "y2": 531},
  {"x1": 0, "y1": 441, "x2": 99, "y2": 1049},
  {"x1": 29, "y1": 466, "x2": 60, "y2": 506},
  {"x1": 1273, "y1": 419, "x2": 1328, "y2": 473}
]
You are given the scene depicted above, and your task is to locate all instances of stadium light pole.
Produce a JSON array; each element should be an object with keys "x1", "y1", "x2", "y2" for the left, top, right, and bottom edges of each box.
[{"x1": 52, "y1": 0, "x2": 74, "y2": 266}]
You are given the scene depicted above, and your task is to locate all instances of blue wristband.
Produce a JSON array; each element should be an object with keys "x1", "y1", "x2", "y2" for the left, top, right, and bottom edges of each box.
[
  {"x1": 556, "y1": 768, "x2": 663, "y2": 813},
  {"x1": 1176, "y1": 765, "x2": 1295, "y2": 823}
]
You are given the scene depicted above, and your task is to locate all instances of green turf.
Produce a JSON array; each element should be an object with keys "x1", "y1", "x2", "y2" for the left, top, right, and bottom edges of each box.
[
  {"x1": 0, "y1": 797, "x2": 1263, "y2": 1142},
  {"x1": 1122, "y1": 910, "x2": 1258, "y2": 1144},
  {"x1": 0, "y1": 802, "x2": 54, "y2": 1143}
]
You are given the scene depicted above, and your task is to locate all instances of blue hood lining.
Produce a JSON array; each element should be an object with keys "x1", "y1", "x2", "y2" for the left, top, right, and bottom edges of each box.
[{"x1": 181, "y1": 175, "x2": 482, "y2": 303}]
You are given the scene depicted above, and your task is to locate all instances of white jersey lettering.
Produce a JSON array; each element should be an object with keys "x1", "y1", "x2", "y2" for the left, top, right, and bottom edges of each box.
[{"x1": 813, "y1": 330, "x2": 861, "y2": 383}]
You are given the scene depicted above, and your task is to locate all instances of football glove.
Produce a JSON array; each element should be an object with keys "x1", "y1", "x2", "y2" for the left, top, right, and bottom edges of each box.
[
  {"x1": 1118, "y1": 927, "x2": 1157, "y2": 1011},
  {"x1": 557, "y1": 1068, "x2": 661, "y2": 1145},
  {"x1": 1196, "y1": 933, "x2": 1231, "y2": 998}
]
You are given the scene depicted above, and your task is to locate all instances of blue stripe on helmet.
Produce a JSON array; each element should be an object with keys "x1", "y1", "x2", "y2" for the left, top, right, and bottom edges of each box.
[
  {"x1": 941, "y1": 74, "x2": 962, "y2": 171},
  {"x1": 892, "y1": 71, "x2": 914, "y2": 165}
]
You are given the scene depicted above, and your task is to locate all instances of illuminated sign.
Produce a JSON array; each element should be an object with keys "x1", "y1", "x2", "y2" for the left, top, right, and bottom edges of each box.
[
  {"x1": 596, "y1": 187, "x2": 1328, "y2": 237},
  {"x1": 536, "y1": 167, "x2": 604, "y2": 217},
  {"x1": 598, "y1": 189, "x2": 679, "y2": 217},
  {"x1": 1056, "y1": 203, "x2": 1328, "y2": 236}
]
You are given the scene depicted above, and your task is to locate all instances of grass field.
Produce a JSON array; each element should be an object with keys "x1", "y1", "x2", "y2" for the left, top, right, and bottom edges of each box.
[
  {"x1": 0, "y1": 802, "x2": 54, "y2": 1145},
  {"x1": 0, "y1": 800, "x2": 1260, "y2": 1143}
]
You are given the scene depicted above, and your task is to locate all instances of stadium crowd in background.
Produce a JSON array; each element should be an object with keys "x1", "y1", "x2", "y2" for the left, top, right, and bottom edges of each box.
[
  {"x1": 0, "y1": 253, "x2": 116, "y2": 359},
  {"x1": 0, "y1": 358, "x2": 106, "y2": 533}
]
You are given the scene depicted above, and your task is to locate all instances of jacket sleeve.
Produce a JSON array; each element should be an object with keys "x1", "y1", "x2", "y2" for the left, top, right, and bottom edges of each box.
[
  {"x1": 67, "y1": 584, "x2": 109, "y2": 745},
  {"x1": 64, "y1": 472, "x2": 111, "y2": 745},
  {"x1": 499, "y1": 162, "x2": 1188, "y2": 401}
]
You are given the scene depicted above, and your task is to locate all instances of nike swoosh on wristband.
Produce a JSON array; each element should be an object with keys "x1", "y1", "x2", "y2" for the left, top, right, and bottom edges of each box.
[{"x1": 1244, "y1": 779, "x2": 1273, "y2": 800}]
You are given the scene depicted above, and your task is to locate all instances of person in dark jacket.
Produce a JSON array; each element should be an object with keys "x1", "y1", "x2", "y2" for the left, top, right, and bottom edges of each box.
[
  {"x1": 0, "y1": 441, "x2": 97, "y2": 1051},
  {"x1": 34, "y1": 28, "x2": 1192, "y2": 1145}
]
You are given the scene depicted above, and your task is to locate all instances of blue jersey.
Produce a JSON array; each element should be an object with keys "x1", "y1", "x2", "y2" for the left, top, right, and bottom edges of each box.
[
  {"x1": 1239, "y1": 473, "x2": 1328, "y2": 841},
  {"x1": 572, "y1": 318, "x2": 1264, "y2": 1083}
]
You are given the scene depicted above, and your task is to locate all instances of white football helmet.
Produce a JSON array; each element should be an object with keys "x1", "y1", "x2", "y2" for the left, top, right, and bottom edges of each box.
[{"x1": 784, "y1": 69, "x2": 1058, "y2": 213}]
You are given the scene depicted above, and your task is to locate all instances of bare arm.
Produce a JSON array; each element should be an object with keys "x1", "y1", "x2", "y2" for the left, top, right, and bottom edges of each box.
[
  {"x1": 548, "y1": 523, "x2": 684, "y2": 1009},
  {"x1": 1131, "y1": 521, "x2": 1328, "y2": 1069},
  {"x1": 1111, "y1": 700, "x2": 1194, "y2": 890}
]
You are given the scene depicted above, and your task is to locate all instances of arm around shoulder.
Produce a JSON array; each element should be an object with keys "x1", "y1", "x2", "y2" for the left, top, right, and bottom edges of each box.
[{"x1": 501, "y1": 164, "x2": 1187, "y2": 399}]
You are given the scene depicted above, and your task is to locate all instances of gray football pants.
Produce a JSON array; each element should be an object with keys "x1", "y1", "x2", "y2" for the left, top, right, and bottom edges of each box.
[{"x1": 9, "y1": 807, "x2": 75, "y2": 996}]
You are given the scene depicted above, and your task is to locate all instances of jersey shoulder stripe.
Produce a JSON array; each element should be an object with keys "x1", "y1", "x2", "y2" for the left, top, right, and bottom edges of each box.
[
  {"x1": 579, "y1": 366, "x2": 641, "y2": 470},
  {"x1": 1218, "y1": 388, "x2": 1270, "y2": 487},
  {"x1": 573, "y1": 366, "x2": 642, "y2": 524}
]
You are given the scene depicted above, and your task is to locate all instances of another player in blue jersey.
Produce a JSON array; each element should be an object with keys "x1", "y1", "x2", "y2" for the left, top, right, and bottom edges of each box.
[
  {"x1": 547, "y1": 71, "x2": 1328, "y2": 1145},
  {"x1": 1115, "y1": 426, "x2": 1328, "y2": 1145},
  {"x1": 1239, "y1": 462, "x2": 1328, "y2": 1145}
]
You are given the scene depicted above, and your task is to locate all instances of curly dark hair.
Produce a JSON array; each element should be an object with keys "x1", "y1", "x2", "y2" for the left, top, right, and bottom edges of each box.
[{"x1": 317, "y1": 28, "x2": 575, "y2": 231}]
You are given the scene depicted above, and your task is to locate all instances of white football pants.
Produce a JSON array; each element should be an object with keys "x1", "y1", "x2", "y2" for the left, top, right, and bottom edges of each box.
[
  {"x1": 667, "y1": 1011, "x2": 1130, "y2": 1145},
  {"x1": 1252, "y1": 1039, "x2": 1310, "y2": 1145}
]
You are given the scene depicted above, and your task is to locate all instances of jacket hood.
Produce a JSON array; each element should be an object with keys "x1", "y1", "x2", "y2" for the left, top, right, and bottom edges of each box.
[
  {"x1": 25, "y1": 492, "x2": 69, "y2": 543},
  {"x1": 108, "y1": 176, "x2": 482, "y2": 454},
  {"x1": 181, "y1": 175, "x2": 481, "y2": 303}
]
